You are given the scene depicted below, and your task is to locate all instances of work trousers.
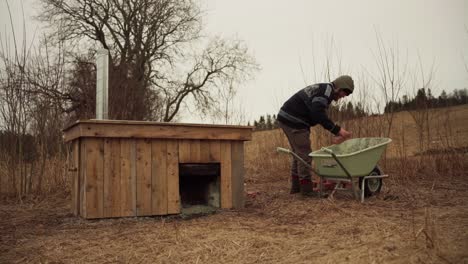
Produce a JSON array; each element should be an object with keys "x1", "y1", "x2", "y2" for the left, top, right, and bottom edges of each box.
[{"x1": 278, "y1": 121, "x2": 312, "y2": 181}]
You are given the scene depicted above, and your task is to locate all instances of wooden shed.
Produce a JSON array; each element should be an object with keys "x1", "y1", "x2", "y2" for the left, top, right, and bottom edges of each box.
[{"x1": 63, "y1": 120, "x2": 252, "y2": 219}]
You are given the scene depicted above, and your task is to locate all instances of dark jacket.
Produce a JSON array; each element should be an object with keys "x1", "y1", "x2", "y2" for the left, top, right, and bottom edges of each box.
[{"x1": 277, "y1": 83, "x2": 340, "y2": 135}]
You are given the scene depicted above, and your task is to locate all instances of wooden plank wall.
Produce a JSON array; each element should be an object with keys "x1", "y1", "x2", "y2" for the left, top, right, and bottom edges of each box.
[
  {"x1": 220, "y1": 142, "x2": 232, "y2": 208},
  {"x1": 152, "y1": 140, "x2": 168, "y2": 215},
  {"x1": 79, "y1": 140, "x2": 86, "y2": 217},
  {"x1": 166, "y1": 140, "x2": 180, "y2": 214},
  {"x1": 103, "y1": 139, "x2": 121, "y2": 217},
  {"x1": 179, "y1": 139, "x2": 219, "y2": 163},
  {"x1": 120, "y1": 139, "x2": 135, "y2": 217},
  {"x1": 74, "y1": 138, "x2": 245, "y2": 219},
  {"x1": 136, "y1": 139, "x2": 152, "y2": 216},
  {"x1": 70, "y1": 140, "x2": 80, "y2": 216},
  {"x1": 230, "y1": 141, "x2": 245, "y2": 208},
  {"x1": 84, "y1": 138, "x2": 104, "y2": 219}
]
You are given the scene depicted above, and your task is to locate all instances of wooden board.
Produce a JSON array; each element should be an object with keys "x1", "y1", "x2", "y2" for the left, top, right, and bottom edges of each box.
[
  {"x1": 103, "y1": 139, "x2": 111, "y2": 218},
  {"x1": 179, "y1": 139, "x2": 216, "y2": 163},
  {"x1": 178, "y1": 139, "x2": 191, "y2": 163},
  {"x1": 120, "y1": 139, "x2": 136, "y2": 217},
  {"x1": 209, "y1": 140, "x2": 221, "y2": 162},
  {"x1": 189, "y1": 139, "x2": 201, "y2": 162},
  {"x1": 152, "y1": 140, "x2": 168, "y2": 215},
  {"x1": 136, "y1": 139, "x2": 152, "y2": 216},
  {"x1": 71, "y1": 140, "x2": 80, "y2": 216},
  {"x1": 84, "y1": 138, "x2": 104, "y2": 219},
  {"x1": 199, "y1": 140, "x2": 211, "y2": 162},
  {"x1": 166, "y1": 140, "x2": 180, "y2": 214},
  {"x1": 220, "y1": 141, "x2": 232, "y2": 209},
  {"x1": 63, "y1": 121, "x2": 252, "y2": 142},
  {"x1": 231, "y1": 141, "x2": 245, "y2": 208},
  {"x1": 131, "y1": 140, "x2": 137, "y2": 215},
  {"x1": 79, "y1": 140, "x2": 86, "y2": 217},
  {"x1": 103, "y1": 139, "x2": 122, "y2": 218},
  {"x1": 67, "y1": 143, "x2": 73, "y2": 213}
]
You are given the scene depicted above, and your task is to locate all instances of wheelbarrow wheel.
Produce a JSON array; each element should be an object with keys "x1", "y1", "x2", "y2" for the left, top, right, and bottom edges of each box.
[{"x1": 359, "y1": 166, "x2": 383, "y2": 197}]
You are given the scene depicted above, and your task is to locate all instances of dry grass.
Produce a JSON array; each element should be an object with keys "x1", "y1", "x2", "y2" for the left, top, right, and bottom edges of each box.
[
  {"x1": 1, "y1": 105, "x2": 468, "y2": 263},
  {"x1": 1, "y1": 174, "x2": 467, "y2": 263}
]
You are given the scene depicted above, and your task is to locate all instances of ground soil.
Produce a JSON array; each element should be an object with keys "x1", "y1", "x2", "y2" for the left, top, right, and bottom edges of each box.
[{"x1": 1, "y1": 173, "x2": 467, "y2": 264}]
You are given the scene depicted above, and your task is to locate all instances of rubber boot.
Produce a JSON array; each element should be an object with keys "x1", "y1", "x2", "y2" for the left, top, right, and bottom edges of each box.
[
  {"x1": 300, "y1": 179, "x2": 328, "y2": 198},
  {"x1": 290, "y1": 175, "x2": 300, "y2": 194}
]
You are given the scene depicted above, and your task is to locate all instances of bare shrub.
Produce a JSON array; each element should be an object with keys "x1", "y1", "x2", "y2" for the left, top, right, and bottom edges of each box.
[
  {"x1": 245, "y1": 129, "x2": 290, "y2": 184},
  {"x1": 371, "y1": 30, "x2": 409, "y2": 137}
]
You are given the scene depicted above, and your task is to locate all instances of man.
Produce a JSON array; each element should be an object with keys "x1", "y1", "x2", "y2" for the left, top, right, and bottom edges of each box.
[{"x1": 277, "y1": 75, "x2": 354, "y2": 197}]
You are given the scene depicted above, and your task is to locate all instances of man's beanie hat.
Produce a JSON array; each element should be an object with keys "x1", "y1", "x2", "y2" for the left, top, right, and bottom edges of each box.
[{"x1": 332, "y1": 75, "x2": 354, "y2": 94}]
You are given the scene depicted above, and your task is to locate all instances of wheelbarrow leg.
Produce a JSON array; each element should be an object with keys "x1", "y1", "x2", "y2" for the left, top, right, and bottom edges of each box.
[
  {"x1": 361, "y1": 177, "x2": 366, "y2": 203},
  {"x1": 352, "y1": 178, "x2": 360, "y2": 200},
  {"x1": 319, "y1": 176, "x2": 323, "y2": 197},
  {"x1": 325, "y1": 150, "x2": 360, "y2": 201}
]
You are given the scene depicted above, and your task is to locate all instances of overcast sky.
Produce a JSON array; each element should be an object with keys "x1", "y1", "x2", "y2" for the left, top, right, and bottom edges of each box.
[
  {"x1": 201, "y1": 0, "x2": 468, "y2": 121},
  {"x1": 1, "y1": 0, "x2": 467, "y2": 123}
]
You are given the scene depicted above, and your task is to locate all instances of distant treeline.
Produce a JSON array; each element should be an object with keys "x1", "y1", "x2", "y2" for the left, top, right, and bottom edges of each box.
[
  {"x1": 0, "y1": 131, "x2": 36, "y2": 162},
  {"x1": 0, "y1": 130, "x2": 63, "y2": 163},
  {"x1": 384, "y1": 88, "x2": 468, "y2": 113},
  {"x1": 252, "y1": 88, "x2": 468, "y2": 131}
]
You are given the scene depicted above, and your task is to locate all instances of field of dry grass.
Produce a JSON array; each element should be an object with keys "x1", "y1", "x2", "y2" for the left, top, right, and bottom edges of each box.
[
  {"x1": 1, "y1": 173, "x2": 467, "y2": 263},
  {"x1": 1, "y1": 106, "x2": 468, "y2": 263}
]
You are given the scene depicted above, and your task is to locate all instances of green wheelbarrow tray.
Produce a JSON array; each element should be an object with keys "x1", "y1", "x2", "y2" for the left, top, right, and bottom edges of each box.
[{"x1": 310, "y1": 137, "x2": 392, "y2": 178}]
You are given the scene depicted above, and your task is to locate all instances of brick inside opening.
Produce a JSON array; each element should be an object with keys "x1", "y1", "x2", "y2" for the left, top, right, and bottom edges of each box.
[{"x1": 179, "y1": 163, "x2": 220, "y2": 208}]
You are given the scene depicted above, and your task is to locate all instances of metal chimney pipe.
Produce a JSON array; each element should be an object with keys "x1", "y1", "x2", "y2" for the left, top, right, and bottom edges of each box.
[{"x1": 96, "y1": 49, "x2": 109, "y2": 119}]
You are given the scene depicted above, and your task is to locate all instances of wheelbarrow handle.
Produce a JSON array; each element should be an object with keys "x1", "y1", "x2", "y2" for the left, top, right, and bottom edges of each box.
[
  {"x1": 276, "y1": 147, "x2": 291, "y2": 154},
  {"x1": 276, "y1": 147, "x2": 313, "y2": 170}
]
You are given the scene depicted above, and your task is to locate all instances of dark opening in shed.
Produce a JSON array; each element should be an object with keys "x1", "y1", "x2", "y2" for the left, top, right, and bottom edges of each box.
[{"x1": 179, "y1": 163, "x2": 221, "y2": 208}]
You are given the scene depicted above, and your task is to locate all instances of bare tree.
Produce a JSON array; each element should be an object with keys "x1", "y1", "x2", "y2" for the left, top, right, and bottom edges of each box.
[
  {"x1": 159, "y1": 37, "x2": 257, "y2": 122},
  {"x1": 0, "y1": 0, "x2": 72, "y2": 196},
  {"x1": 38, "y1": 0, "x2": 258, "y2": 121},
  {"x1": 464, "y1": 25, "x2": 468, "y2": 77},
  {"x1": 408, "y1": 54, "x2": 437, "y2": 154},
  {"x1": 371, "y1": 30, "x2": 409, "y2": 137},
  {"x1": 0, "y1": 0, "x2": 32, "y2": 197},
  {"x1": 24, "y1": 36, "x2": 68, "y2": 192},
  {"x1": 208, "y1": 77, "x2": 250, "y2": 125}
]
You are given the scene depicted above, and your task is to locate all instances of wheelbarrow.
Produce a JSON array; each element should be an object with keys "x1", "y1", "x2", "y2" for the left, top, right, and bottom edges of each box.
[{"x1": 277, "y1": 137, "x2": 392, "y2": 202}]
